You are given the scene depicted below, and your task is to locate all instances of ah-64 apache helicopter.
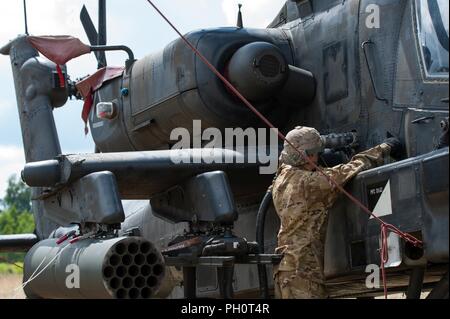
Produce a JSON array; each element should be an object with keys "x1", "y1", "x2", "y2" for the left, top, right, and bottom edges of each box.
[{"x1": 0, "y1": 0, "x2": 448, "y2": 299}]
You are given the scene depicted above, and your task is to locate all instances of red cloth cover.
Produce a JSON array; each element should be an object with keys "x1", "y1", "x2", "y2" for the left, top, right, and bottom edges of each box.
[
  {"x1": 76, "y1": 66, "x2": 125, "y2": 126},
  {"x1": 27, "y1": 35, "x2": 91, "y2": 65},
  {"x1": 27, "y1": 36, "x2": 124, "y2": 134},
  {"x1": 76, "y1": 66, "x2": 125, "y2": 100}
]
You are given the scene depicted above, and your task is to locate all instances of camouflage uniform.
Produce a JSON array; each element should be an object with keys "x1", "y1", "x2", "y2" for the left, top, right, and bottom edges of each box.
[
  {"x1": 154, "y1": 266, "x2": 183, "y2": 298},
  {"x1": 272, "y1": 127, "x2": 391, "y2": 299}
]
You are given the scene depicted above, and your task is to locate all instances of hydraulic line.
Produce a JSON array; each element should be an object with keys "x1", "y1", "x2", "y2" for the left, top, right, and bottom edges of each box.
[{"x1": 256, "y1": 190, "x2": 273, "y2": 299}]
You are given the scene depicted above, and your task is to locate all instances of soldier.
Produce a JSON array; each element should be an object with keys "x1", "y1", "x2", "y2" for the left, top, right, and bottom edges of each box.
[{"x1": 272, "y1": 126, "x2": 403, "y2": 299}]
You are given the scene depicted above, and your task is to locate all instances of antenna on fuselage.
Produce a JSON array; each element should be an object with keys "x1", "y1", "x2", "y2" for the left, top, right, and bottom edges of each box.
[
  {"x1": 237, "y1": 4, "x2": 243, "y2": 28},
  {"x1": 23, "y1": 0, "x2": 29, "y2": 35}
]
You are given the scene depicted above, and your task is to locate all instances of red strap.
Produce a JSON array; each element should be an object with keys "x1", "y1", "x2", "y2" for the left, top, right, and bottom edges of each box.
[
  {"x1": 56, "y1": 65, "x2": 65, "y2": 88},
  {"x1": 81, "y1": 90, "x2": 94, "y2": 135},
  {"x1": 380, "y1": 225, "x2": 389, "y2": 298}
]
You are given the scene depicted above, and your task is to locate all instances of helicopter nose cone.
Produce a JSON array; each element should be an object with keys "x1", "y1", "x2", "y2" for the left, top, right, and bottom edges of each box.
[{"x1": 226, "y1": 41, "x2": 289, "y2": 102}]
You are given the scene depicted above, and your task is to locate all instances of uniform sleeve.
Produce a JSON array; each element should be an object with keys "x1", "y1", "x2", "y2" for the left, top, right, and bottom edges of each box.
[
  {"x1": 323, "y1": 143, "x2": 391, "y2": 186},
  {"x1": 307, "y1": 143, "x2": 391, "y2": 201}
]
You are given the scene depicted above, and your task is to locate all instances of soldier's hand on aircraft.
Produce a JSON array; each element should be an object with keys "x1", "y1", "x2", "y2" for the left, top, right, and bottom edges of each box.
[{"x1": 383, "y1": 137, "x2": 404, "y2": 160}]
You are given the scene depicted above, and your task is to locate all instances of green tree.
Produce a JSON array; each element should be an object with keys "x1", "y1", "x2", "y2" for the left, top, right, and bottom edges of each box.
[
  {"x1": 0, "y1": 206, "x2": 35, "y2": 265},
  {"x1": 3, "y1": 175, "x2": 31, "y2": 212},
  {"x1": 0, "y1": 174, "x2": 35, "y2": 235},
  {"x1": 0, "y1": 175, "x2": 35, "y2": 266},
  {"x1": 0, "y1": 206, "x2": 35, "y2": 235}
]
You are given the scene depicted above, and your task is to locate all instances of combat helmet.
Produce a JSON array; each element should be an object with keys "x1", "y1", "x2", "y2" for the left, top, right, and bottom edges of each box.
[{"x1": 280, "y1": 126, "x2": 324, "y2": 166}]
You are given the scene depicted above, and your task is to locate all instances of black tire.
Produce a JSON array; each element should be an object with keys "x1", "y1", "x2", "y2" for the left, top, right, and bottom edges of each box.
[{"x1": 427, "y1": 272, "x2": 449, "y2": 299}]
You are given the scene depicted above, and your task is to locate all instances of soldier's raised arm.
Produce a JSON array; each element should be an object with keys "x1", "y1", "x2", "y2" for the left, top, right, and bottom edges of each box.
[{"x1": 318, "y1": 137, "x2": 403, "y2": 191}]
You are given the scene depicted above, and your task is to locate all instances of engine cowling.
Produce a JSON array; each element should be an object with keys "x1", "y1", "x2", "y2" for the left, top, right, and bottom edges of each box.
[{"x1": 89, "y1": 28, "x2": 315, "y2": 152}]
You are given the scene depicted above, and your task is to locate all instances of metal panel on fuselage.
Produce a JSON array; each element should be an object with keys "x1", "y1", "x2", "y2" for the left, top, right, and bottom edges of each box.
[{"x1": 280, "y1": 0, "x2": 362, "y2": 136}]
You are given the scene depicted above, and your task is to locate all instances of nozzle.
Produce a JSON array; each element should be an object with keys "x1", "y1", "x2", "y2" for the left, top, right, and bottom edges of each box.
[{"x1": 321, "y1": 132, "x2": 359, "y2": 150}]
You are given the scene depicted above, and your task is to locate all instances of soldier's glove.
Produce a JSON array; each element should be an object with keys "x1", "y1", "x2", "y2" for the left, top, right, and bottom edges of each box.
[{"x1": 383, "y1": 137, "x2": 404, "y2": 160}]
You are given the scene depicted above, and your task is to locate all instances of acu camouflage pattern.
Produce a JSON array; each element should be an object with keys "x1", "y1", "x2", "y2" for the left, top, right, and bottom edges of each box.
[{"x1": 272, "y1": 143, "x2": 391, "y2": 298}]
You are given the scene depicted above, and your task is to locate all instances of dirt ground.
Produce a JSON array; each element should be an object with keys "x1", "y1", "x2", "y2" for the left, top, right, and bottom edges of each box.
[{"x1": 0, "y1": 274, "x2": 25, "y2": 299}]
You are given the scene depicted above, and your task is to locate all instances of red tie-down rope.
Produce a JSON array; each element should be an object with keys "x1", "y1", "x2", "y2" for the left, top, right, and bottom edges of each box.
[
  {"x1": 56, "y1": 65, "x2": 65, "y2": 88},
  {"x1": 144, "y1": 0, "x2": 423, "y2": 298}
]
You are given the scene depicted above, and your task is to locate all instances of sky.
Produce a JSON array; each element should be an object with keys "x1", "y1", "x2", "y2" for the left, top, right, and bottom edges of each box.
[{"x1": 0, "y1": 0, "x2": 286, "y2": 197}]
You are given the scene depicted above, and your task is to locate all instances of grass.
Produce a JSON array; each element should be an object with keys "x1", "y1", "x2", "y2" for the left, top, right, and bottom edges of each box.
[{"x1": 0, "y1": 262, "x2": 23, "y2": 275}]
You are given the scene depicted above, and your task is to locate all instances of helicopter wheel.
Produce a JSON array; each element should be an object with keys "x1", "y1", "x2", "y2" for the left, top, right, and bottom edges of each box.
[{"x1": 426, "y1": 272, "x2": 449, "y2": 299}]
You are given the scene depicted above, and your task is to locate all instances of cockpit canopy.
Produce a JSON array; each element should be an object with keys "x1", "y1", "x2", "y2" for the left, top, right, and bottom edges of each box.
[{"x1": 416, "y1": 0, "x2": 449, "y2": 78}]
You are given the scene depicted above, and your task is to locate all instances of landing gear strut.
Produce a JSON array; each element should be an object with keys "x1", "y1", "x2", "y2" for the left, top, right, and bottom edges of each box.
[{"x1": 406, "y1": 267, "x2": 426, "y2": 299}]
